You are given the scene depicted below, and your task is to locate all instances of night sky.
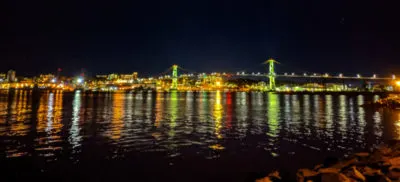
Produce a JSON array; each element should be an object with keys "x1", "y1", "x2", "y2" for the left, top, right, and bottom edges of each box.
[{"x1": 1, "y1": 0, "x2": 400, "y2": 77}]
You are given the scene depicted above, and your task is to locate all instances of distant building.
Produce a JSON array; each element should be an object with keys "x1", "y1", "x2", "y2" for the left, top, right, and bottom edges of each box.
[
  {"x1": 0, "y1": 73, "x2": 6, "y2": 82},
  {"x1": 133, "y1": 72, "x2": 138, "y2": 80},
  {"x1": 107, "y1": 74, "x2": 119, "y2": 81},
  {"x1": 96, "y1": 75, "x2": 108, "y2": 79},
  {"x1": 7, "y1": 70, "x2": 16, "y2": 82},
  {"x1": 38, "y1": 74, "x2": 56, "y2": 83}
]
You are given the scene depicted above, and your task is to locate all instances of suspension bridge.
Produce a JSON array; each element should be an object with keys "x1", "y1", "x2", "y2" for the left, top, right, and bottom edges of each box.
[{"x1": 156, "y1": 59, "x2": 397, "y2": 92}]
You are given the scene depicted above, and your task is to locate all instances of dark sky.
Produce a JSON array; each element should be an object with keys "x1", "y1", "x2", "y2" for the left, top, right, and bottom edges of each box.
[{"x1": 1, "y1": 0, "x2": 400, "y2": 77}]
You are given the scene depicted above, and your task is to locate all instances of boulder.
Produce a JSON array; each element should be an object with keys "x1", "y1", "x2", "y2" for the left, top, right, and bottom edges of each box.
[
  {"x1": 318, "y1": 168, "x2": 340, "y2": 174},
  {"x1": 331, "y1": 158, "x2": 358, "y2": 169},
  {"x1": 320, "y1": 172, "x2": 351, "y2": 182},
  {"x1": 354, "y1": 152, "x2": 370, "y2": 158},
  {"x1": 255, "y1": 176, "x2": 273, "y2": 182},
  {"x1": 388, "y1": 166, "x2": 400, "y2": 180},
  {"x1": 342, "y1": 166, "x2": 366, "y2": 182},
  {"x1": 389, "y1": 157, "x2": 400, "y2": 166},
  {"x1": 297, "y1": 168, "x2": 319, "y2": 182}
]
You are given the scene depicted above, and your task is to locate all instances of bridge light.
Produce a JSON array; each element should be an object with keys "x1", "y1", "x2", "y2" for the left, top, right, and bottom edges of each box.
[
  {"x1": 251, "y1": 72, "x2": 255, "y2": 75},
  {"x1": 303, "y1": 73, "x2": 307, "y2": 76},
  {"x1": 291, "y1": 73, "x2": 295, "y2": 76},
  {"x1": 339, "y1": 73, "x2": 343, "y2": 78},
  {"x1": 51, "y1": 78, "x2": 56, "y2": 83},
  {"x1": 313, "y1": 73, "x2": 317, "y2": 76},
  {"x1": 373, "y1": 74, "x2": 377, "y2": 78},
  {"x1": 284, "y1": 72, "x2": 287, "y2": 76},
  {"x1": 236, "y1": 72, "x2": 240, "y2": 75},
  {"x1": 257, "y1": 72, "x2": 260, "y2": 75},
  {"x1": 241, "y1": 72, "x2": 245, "y2": 75},
  {"x1": 357, "y1": 74, "x2": 361, "y2": 78},
  {"x1": 324, "y1": 73, "x2": 329, "y2": 77}
]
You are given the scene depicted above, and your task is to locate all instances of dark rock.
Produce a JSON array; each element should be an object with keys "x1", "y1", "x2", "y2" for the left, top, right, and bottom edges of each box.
[
  {"x1": 255, "y1": 171, "x2": 281, "y2": 182},
  {"x1": 355, "y1": 152, "x2": 370, "y2": 158},
  {"x1": 296, "y1": 169, "x2": 319, "y2": 182},
  {"x1": 320, "y1": 172, "x2": 351, "y2": 182},
  {"x1": 331, "y1": 158, "x2": 358, "y2": 169},
  {"x1": 318, "y1": 168, "x2": 340, "y2": 174},
  {"x1": 313, "y1": 164, "x2": 323, "y2": 171},
  {"x1": 388, "y1": 166, "x2": 400, "y2": 180},
  {"x1": 364, "y1": 174, "x2": 391, "y2": 182},
  {"x1": 342, "y1": 166, "x2": 366, "y2": 182},
  {"x1": 323, "y1": 157, "x2": 339, "y2": 167}
]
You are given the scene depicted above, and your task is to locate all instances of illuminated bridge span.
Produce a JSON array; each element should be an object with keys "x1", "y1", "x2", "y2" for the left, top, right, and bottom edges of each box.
[{"x1": 159, "y1": 59, "x2": 397, "y2": 91}]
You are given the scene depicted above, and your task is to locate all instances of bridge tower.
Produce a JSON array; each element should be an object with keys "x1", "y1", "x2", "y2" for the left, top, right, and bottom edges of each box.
[
  {"x1": 171, "y1": 64, "x2": 178, "y2": 90},
  {"x1": 264, "y1": 59, "x2": 277, "y2": 90}
]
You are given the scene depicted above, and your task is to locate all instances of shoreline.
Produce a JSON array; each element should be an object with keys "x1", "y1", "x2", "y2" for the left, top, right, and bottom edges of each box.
[{"x1": 257, "y1": 140, "x2": 400, "y2": 182}]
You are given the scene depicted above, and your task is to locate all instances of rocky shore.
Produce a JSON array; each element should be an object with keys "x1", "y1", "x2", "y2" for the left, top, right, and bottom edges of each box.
[{"x1": 256, "y1": 141, "x2": 400, "y2": 182}]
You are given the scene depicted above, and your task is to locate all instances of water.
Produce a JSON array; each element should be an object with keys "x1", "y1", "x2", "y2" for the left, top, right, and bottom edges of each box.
[{"x1": 1, "y1": 90, "x2": 400, "y2": 181}]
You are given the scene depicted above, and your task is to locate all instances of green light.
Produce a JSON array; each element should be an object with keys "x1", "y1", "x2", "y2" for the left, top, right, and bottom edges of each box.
[
  {"x1": 264, "y1": 59, "x2": 277, "y2": 91},
  {"x1": 171, "y1": 65, "x2": 178, "y2": 90},
  {"x1": 267, "y1": 92, "x2": 279, "y2": 137}
]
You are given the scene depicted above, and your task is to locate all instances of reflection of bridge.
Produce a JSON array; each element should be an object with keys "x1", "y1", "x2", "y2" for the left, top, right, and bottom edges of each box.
[{"x1": 160, "y1": 59, "x2": 397, "y2": 91}]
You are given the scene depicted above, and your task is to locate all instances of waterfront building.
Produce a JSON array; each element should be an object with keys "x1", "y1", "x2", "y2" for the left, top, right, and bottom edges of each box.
[{"x1": 6, "y1": 70, "x2": 16, "y2": 82}]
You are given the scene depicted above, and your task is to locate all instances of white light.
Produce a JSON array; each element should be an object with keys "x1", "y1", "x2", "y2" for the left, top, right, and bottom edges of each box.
[
  {"x1": 291, "y1": 73, "x2": 295, "y2": 76},
  {"x1": 357, "y1": 74, "x2": 361, "y2": 78},
  {"x1": 303, "y1": 73, "x2": 307, "y2": 76},
  {"x1": 339, "y1": 73, "x2": 343, "y2": 78},
  {"x1": 51, "y1": 78, "x2": 56, "y2": 83},
  {"x1": 241, "y1": 72, "x2": 245, "y2": 75},
  {"x1": 284, "y1": 73, "x2": 287, "y2": 76},
  {"x1": 373, "y1": 74, "x2": 376, "y2": 78},
  {"x1": 77, "y1": 78, "x2": 83, "y2": 84},
  {"x1": 392, "y1": 75, "x2": 396, "y2": 80},
  {"x1": 313, "y1": 73, "x2": 316, "y2": 76}
]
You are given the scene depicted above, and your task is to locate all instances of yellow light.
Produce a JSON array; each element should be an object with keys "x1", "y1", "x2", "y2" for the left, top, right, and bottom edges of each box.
[
  {"x1": 396, "y1": 81, "x2": 400, "y2": 86},
  {"x1": 215, "y1": 81, "x2": 221, "y2": 87}
]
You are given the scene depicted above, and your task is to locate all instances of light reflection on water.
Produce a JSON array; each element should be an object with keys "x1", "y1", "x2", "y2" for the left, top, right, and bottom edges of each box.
[{"x1": 1, "y1": 90, "x2": 400, "y2": 170}]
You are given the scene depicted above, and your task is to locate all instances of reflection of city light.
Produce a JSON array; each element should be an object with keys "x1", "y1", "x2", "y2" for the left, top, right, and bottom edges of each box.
[
  {"x1": 111, "y1": 93, "x2": 124, "y2": 140},
  {"x1": 69, "y1": 91, "x2": 82, "y2": 149},
  {"x1": 168, "y1": 91, "x2": 178, "y2": 138},
  {"x1": 213, "y1": 91, "x2": 223, "y2": 139},
  {"x1": 267, "y1": 93, "x2": 279, "y2": 137}
]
